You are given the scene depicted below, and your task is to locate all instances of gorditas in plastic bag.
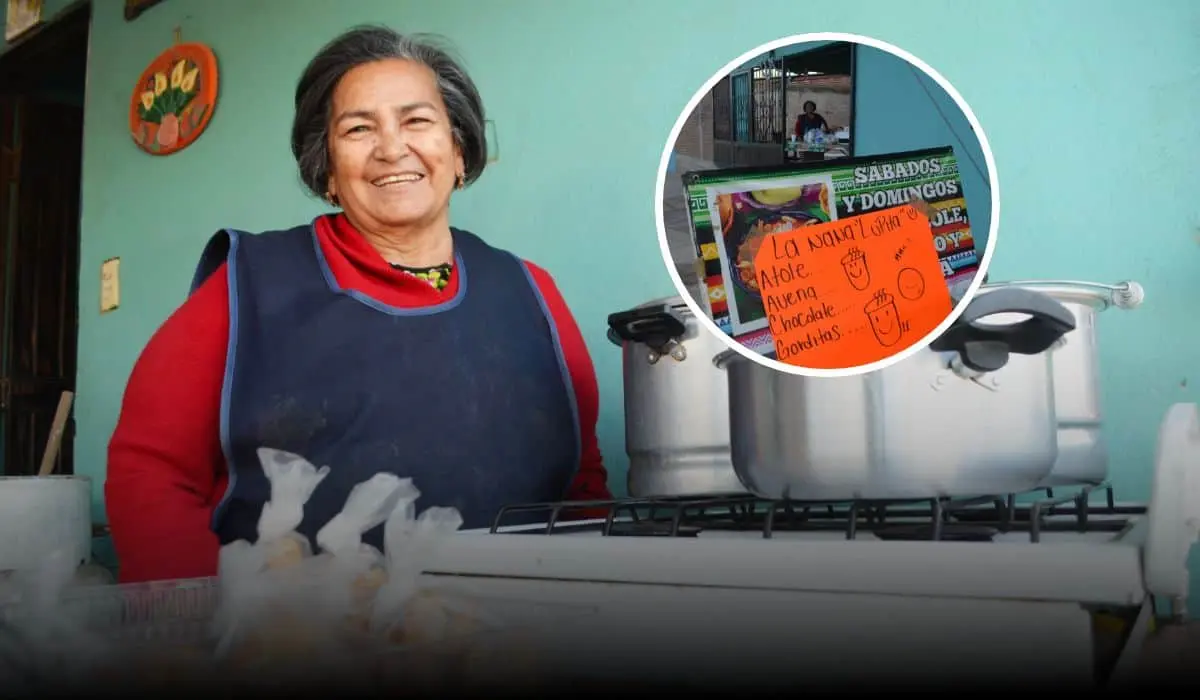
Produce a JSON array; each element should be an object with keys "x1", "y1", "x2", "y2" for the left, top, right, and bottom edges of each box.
[
  {"x1": 313, "y1": 472, "x2": 415, "y2": 634},
  {"x1": 371, "y1": 499, "x2": 504, "y2": 649},
  {"x1": 211, "y1": 540, "x2": 267, "y2": 659},
  {"x1": 213, "y1": 447, "x2": 333, "y2": 675},
  {"x1": 255, "y1": 447, "x2": 330, "y2": 568}
]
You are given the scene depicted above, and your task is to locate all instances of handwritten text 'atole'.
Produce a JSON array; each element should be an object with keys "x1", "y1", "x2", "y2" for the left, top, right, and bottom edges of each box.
[{"x1": 751, "y1": 203, "x2": 954, "y2": 369}]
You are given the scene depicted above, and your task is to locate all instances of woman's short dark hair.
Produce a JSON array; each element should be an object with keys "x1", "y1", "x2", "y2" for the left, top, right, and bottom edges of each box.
[
  {"x1": 802, "y1": 100, "x2": 817, "y2": 111},
  {"x1": 291, "y1": 26, "x2": 488, "y2": 199}
]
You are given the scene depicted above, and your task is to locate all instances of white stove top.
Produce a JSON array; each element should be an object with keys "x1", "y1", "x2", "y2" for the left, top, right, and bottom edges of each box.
[
  {"x1": 420, "y1": 520, "x2": 1140, "y2": 687},
  {"x1": 430, "y1": 403, "x2": 1200, "y2": 610},
  {"x1": 437, "y1": 522, "x2": 1145, "y2": 606}
]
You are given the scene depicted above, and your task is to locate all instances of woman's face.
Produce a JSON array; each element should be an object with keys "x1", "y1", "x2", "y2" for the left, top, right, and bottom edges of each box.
[
  {"x1": 803, "y1": 103, "x2": 815, "y2": 114},
  {"x1": 326, "y1": 59, "x2": 464, "y2": 233}
]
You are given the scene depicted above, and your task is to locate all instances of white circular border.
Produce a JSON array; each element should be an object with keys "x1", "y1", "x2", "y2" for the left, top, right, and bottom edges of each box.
[{"x1": 655, "y1": 32, "x2": 1001, "y2": 379}]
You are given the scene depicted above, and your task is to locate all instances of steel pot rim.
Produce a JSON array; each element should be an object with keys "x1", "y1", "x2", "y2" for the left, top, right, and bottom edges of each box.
[
  {"x1": 981, "y1": 280, "x2": 1143, "y2": 312},
  {"x1": 712, "y1": 348, "x2": 747, "y2": 370}
]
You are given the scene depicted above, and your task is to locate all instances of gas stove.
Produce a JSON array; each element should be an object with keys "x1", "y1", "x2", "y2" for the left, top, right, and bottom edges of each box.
[{"x1": 406, "y1": 403, "x2": 1198, "y2": 689}]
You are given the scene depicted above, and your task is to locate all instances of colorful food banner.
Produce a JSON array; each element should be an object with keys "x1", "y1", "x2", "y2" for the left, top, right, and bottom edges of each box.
[
  {"x1": 681, "y1": 146, "x2": 979, "y2": 355},
  {"x1": 752, "y1": 204, "x2": 953, "y2": 368}
]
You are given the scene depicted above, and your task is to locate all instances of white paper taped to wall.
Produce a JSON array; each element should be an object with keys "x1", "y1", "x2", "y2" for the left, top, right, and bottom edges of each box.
[{"x1": 100, "y1": 257, "x2": 120, "y2": 313}]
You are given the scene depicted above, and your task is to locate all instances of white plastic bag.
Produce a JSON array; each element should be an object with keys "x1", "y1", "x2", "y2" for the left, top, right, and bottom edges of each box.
[
  {"x1": 370, "y1": 500, "x2": 505, "y2": 648},
  {"x1": 256, "y1": 447, "x2": 330, "y2": 568},
  {"x1": 212, "y1": 447, "x2": 332, "y2": 670},
  {"x1": 210, "y1": 455, "x2": 512, "y2": 683},
  {"x1": 316, "y1": 472, "x2": 410, "y2": 556},
  {"x1": 212, "y1": 540, "x2": 268, "y2": 658},
  {"x1": 314, "y1": 473, "x2": 414, "y2": 632}
]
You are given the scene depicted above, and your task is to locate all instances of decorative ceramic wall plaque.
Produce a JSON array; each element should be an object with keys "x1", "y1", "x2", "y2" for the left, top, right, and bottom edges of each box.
[{"x1": 129, "y1": 41, "x2": 218, "y2": 156}]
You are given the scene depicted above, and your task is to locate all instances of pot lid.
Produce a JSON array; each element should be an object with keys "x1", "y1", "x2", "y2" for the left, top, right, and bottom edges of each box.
[{"x1": 607, "y1": 296, "x2": 698, "y2": 348}]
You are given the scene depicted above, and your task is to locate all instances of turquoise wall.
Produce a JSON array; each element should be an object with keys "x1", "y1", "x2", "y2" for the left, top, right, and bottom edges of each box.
[
  {"x1": 730, "y1": 39, "x2": 836, "y2": 72},
  {"x1": 13, "y1": 0, "x2": 1196, "y2": 585},
  {"x1": 854, "y1": 45, "x2": 992, "y2": 252}
]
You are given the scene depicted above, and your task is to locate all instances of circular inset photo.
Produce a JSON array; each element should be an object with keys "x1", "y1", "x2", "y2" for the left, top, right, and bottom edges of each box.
[{"x1": 653, "y1": 33, "x2": 1001, "y2": 378}]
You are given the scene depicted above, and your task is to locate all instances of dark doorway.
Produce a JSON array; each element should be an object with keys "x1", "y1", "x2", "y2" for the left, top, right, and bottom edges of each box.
[{"x1": 0, "y1": 3, "x2": 89, "y2": 476}]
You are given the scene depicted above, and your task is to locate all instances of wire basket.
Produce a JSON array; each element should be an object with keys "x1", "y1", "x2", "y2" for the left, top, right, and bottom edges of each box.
[{"x1": 0, "y1": 575, "x2": 219, "y2": 648}]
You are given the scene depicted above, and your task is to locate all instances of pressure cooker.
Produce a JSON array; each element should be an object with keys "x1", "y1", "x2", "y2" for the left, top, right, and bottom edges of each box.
[
  {"x1": 606, "y1": 297, "x2": 746, "y2": 497},
  {"x1": 714, "y1": 286, "x2": 1078, "y2": 500}
]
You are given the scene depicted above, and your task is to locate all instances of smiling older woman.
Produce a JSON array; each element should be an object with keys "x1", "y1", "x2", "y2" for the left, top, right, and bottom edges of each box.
[{"x1": 105, "y1": 26, "x2": 611, "y2": 583}]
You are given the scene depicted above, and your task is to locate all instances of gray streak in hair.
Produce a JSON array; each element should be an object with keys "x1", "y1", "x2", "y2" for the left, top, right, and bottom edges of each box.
[{"x1": 291, "y1": 26, "x2": 488, "y2": 200}]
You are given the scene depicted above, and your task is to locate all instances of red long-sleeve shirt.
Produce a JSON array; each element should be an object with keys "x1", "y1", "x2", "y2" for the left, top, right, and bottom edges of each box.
[{"x1": 106, "y1": 214, "x2": 611, "y2": 583}]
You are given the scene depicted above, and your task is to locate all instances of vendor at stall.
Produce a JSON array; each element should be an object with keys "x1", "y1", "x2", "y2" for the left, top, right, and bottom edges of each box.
[
  {"x1": 794, "y1": 100, "x2": 830, "y2": 140},
  {"x1": 105, "y1": 26, "x2": 611, "y2": 583}
]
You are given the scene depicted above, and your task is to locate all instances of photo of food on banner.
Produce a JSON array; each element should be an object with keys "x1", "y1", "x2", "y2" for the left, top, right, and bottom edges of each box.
[{"x1": 679, "y1": 146, "x2": 983, "y2": 365}]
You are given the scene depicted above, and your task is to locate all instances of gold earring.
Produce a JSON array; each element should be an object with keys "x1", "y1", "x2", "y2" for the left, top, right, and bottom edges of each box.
[
  {"x1": 324, "y1": 191, "x2": 338, "y2": 206},
  {"x1": 455, "y1": 173, "x2": 465, "y2": 190}
]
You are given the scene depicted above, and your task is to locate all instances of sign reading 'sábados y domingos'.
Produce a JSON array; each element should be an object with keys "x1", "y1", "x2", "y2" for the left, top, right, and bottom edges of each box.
[{"x1": 752, "y1": 204, "x2": 952, "y2": 369}]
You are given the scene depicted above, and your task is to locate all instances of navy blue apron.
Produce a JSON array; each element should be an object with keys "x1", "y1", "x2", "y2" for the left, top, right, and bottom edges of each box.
[{"x1": 189, "y1": 220, "x2": 581, "y2": 549}]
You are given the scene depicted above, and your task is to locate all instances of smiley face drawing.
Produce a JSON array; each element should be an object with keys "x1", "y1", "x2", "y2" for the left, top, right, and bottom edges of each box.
[
  {"x1": 897, "y1": 267, "x2": 925, "y2": 300},
  {"x1": 863, "y1": 289, "x2": 903, "y2": 347},
  {"x1": 840, "y1": 247, "x2": 870, "y2": 291}
]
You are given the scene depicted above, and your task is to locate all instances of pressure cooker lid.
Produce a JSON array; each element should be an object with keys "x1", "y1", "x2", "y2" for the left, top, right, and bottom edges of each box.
[{"x1": 608, "y1": 295, "x2": 695, "y2": 348}]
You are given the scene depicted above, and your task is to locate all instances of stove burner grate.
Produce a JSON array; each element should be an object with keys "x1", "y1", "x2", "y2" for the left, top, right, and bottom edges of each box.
[
  {"x1": 490, "y1": 482, "x2": 1146, "y2": 543},
  {"x1": 874, "y1": 524, "x2": 998, "y2": 542}
]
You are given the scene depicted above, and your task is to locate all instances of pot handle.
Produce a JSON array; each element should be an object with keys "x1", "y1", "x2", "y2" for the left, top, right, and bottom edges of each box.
[
  {"x1": 607, "y1": 305, "x2": 688, "y2": 350},
  {"x1": 929, "y1": 287, "x2": 1077, "y2": 373}
]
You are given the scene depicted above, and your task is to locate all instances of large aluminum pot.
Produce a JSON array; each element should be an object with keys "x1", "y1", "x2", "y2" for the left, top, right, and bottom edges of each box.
[
  {"x1": 0, "y1": 476, "x2": 92, "y2": 572},
  {"x1": 982, "y1": 280, "x2": 1144, "y2": 487},
  {"x1": 714, "y1": 288, "x2": 1078, "y2": 501},
  {"x1": 606, "y1": 297, "x2": 746, "y2": 497}
]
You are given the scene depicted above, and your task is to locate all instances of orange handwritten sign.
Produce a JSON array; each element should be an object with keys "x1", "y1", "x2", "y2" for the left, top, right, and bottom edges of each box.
[{"x1": 751, "y1": 204, "x2": 954, "y2": 369}]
